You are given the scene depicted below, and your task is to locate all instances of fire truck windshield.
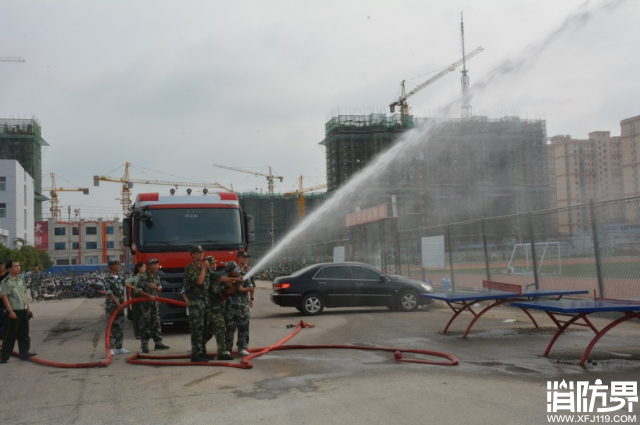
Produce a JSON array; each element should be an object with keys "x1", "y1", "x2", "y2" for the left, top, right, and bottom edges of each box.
[{"x1": 137, "y1": 208, "x2": 243, "y2": 251}]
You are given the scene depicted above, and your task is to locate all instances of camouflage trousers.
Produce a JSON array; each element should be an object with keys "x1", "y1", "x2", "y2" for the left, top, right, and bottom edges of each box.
[
  {"x1": 139, "y1": 302, "x2": 163, "y2": 348},
  {"x1": 224, "y1": 303, "x2": 250, "y2": 352},
  {"x1": 106, "y1": 305, "x2": 125, "y2": 349},
  {"x1": 30, "y1": 285, "x2": 42, "y2": 300},
  {"x1": 188, "y1": 302, "x2": 207, "y2": 358},
  {"x1": 204, "y1": 305, "x2": 226, "y2": 356}
]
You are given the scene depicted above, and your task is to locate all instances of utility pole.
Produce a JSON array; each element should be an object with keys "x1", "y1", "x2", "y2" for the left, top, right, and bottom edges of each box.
[{"x1": 68, "y1": 206, "x2": 72, "y2": 265}]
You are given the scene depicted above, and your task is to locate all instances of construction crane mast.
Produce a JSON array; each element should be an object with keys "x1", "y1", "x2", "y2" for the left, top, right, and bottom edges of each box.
[
  {"x1": 212, "y1": 164, "x2": 283, "y2": 194},
  {"x1": 389, "y1": 46, "x2": 484, "y2": 124},
  {"x1": 0, "y1": 57, "x2": 25, "y2": 62},
  {"x1": 43, "y1": 173, "x2": 89, "y2": 218},
  {"x1": 460, "y1": 13, "x2": 473, "y2": 119},
  {"x1": 94, "y1": 162, "x2": 232, "y2": 217},
  {"x1": 284, "y1": 176, "x2": 327, "y2": 220}
]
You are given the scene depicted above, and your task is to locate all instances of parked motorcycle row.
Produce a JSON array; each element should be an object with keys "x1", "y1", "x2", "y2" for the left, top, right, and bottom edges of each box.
[
  {"x1": 23, "y1": 266, "x2": 299, "y2": 301},
  {"x1": 25, "y1": 271, "x2": 109, "y2": 302},
  {"x1": 254, "y1": 266, "x2": 300, "y2": 281}
]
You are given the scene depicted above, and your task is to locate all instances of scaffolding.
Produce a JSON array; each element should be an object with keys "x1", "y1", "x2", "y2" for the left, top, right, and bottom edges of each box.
[
  {"x1": 0, "y1": 118, "x2": 49, "y2": 220},
  {"x1": 320, "y1": 113, "x2": 550, "y2": 226},
  {"x1": 238, "y1": 192, "x2": 328, "y2": 255},
  {"x1": 320, "y1": 113, "x2": 431, "y2": 191}
]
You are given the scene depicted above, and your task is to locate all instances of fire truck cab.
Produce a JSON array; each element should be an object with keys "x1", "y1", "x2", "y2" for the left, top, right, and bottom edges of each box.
[{"x1": 123, "y1": 191, "x2": 254, "y2": 323}]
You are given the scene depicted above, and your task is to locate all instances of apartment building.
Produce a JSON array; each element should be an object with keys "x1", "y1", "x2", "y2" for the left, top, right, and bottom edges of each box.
[
  {"x1": 36, "y1": 217, "x2": 123, "y2": 265},
  {"x1": 549, "y1": 131, "x2": 624, "y2": 210},
  {"x1": 620, "y1": 115, "x2": 640, "y2": 198}
]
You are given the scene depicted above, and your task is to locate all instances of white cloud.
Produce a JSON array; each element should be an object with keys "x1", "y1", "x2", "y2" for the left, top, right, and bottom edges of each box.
[{"x1": 1, "y1": 0, "x2": 638, "y2": 216}]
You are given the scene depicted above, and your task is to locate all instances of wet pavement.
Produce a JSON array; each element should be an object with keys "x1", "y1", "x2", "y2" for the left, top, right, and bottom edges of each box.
[{"x1": 1, "y1": 281, "x2": 639, "y2": 424}]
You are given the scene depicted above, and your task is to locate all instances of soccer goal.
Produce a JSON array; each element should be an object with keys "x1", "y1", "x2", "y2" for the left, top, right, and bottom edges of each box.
[{"x1": 507, "y1": 242, "x2": 562, "y2": 276}]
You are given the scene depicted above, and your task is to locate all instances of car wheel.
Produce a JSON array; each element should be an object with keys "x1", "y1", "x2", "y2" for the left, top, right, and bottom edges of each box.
[
  {"x1": 300, "y1": 293, "x2": 324, "y2": 316},
  {"x1": 397, "y1": 290, "x2": 419, "y2": 312}
]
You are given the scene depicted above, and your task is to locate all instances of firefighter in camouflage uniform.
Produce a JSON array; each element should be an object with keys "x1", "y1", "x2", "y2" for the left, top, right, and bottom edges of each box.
[
  {"x1": 30, "y1": 265, "x2": 43, "y2": 302},
  {"x1": 134, "y1": 258, "x2": 170, "y2": 353},
  {"x1": 237, "y1": 251, "x2": 255, "y2": 349},
  {"x1": 205, "y1": 256, "x2": 233, "y2": 360},
  {"x1": 221, "y1": 260, "x2": 252, "y2": 356},
  {"x1": 105, "y1": 259, "x2": 129, "y2": 355},
  {"x1": 183, "y1": 246, "x2": 213, "y2": 363}
]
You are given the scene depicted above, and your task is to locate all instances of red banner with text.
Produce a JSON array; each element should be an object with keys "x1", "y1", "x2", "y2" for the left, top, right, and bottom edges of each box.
[
  {"x1": 346, "y1": 204, "x2": 389, "y2": 227},
  {"x1": 34, "y1": 220, "x2": 49, "y2": 250}
]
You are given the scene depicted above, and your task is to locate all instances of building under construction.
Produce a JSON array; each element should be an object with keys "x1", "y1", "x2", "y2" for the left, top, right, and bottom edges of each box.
[
  {"x1": 321, "y1": 113, "x2": 429, "y2": 191},
  {"x1": 238, "y1": 192, "x2": 327, "y2": 255},
  {"x1": 321, "y1": 113, "x2": 551, "y2": 227},
  {"x1": 0, "y1": 118, "x2": 49, "y2": 220}
]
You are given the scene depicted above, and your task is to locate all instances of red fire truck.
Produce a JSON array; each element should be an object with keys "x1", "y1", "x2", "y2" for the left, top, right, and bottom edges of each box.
[{"x1": 123, "y1": 191, "x2": 254, "y2": 323}]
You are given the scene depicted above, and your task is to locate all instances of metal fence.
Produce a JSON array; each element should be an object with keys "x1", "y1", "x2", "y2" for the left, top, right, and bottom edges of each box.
[{"x1": 254, "y1": 196, "x2": 640, "y2": 299}]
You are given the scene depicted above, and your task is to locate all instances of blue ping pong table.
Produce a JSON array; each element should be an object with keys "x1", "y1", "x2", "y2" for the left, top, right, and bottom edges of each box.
[
  {"x1": 510, "y1": 299, "x2": 640, "y2": 365},
  {"x1": 420, "y1": 284, "x2": 588, "y2": 338}
]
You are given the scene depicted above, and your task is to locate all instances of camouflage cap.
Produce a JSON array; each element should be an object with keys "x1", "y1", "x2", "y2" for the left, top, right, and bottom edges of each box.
[
  {"x1": 238, "y1": 251, "x2": 251, "y2": 258},
  {"x1": 189, "y1": 245, "x2": 204, "y2": 253},
  {"x1": 107, "y1": 259, "x2": 120, "y2": 266},
  {"x1": 147, "y1": 258, "x2": 159, "y2": 265},
  {"x1": 204, "y1": 255, "x2": 216, "y2": 263},
  {"x1": 225, "y1": 261, "x2": 240, "y2": 273}
]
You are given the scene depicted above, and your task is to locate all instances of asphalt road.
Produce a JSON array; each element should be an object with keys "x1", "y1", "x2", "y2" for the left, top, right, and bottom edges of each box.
[{"x1": 1, "y1": 281, "x2": 639, "y2": 425}]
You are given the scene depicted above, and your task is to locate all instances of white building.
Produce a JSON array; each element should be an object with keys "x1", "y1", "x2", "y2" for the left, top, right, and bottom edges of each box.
[{"x1": 0, "y1": 159, "x2": 35, "y2": 248}]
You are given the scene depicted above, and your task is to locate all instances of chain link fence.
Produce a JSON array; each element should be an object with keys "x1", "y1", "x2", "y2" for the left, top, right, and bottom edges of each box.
[{"x1": 254, "y1": 196, "x2": 640, "y2": 299}]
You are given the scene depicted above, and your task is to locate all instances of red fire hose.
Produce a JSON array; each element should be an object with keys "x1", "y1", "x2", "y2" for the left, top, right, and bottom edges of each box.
[{"x1": 2, "y1": 297, "x2": 459, "y2": 368}]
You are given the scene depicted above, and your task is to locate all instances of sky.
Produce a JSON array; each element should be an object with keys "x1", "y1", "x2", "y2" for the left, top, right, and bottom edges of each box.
[{"x1": 1, "y1": 0, "x2": 638, "y2": 219}]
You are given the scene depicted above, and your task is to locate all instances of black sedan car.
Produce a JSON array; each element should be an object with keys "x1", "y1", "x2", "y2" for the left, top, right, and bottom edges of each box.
[{"x1": 270, "y1": 262, "x2": 434, "y2": 315}]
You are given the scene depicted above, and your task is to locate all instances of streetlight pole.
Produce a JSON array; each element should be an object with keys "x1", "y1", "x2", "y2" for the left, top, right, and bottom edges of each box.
[{"x1": 267, "y1": 231, "x2": 275, "y2": 267}]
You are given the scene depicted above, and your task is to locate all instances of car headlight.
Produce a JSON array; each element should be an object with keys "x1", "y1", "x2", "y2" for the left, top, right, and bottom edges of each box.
[{"x1": 421, "y1": 283, "x2": 433, "y2": 292}]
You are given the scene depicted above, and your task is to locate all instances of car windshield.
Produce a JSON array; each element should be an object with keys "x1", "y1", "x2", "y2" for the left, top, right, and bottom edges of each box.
[{"x1": 137, "y1": 208, "x2": 242, "y2": 249}]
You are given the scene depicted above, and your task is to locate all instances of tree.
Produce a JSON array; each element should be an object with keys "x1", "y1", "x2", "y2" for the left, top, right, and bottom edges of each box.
[{"x1": 0, "y1": 242, "x2": 53, "y2": 270}]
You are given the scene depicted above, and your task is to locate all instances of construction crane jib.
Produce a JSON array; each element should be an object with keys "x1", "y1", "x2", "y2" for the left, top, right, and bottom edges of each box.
[
  {"x1": 44, "y1": 173, "x2": 89, "y2": 219},
  {"x1": 94, "y1": 162, "x2": 232, "y2": 217},
  {"x1": 389, "y1": 46, "x2": 484, "y2": 118},
  {"x1": 212, "y1": 164, "x2": 283, "y2": 194},
  {"x1": 0, "y1": 57, "x2": 25, "y2": 62}
]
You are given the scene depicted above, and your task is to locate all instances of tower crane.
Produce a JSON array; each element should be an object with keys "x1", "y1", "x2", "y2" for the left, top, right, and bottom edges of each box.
[
  {"x1": 43, "y1": 173, "x2": 89, "y2": 218},
  {"x1": 389, "y1": 46, "x2": 484, "y2": 124},
  {"x1": 93, "y1": 162, "x2": 232, "y2": 217},
  {"x1": 284, "y1": 176, "x2": 327, "y2": 220},
  {"x1": 212, "y1": 164, "x2": 283, "y2": 194}
]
